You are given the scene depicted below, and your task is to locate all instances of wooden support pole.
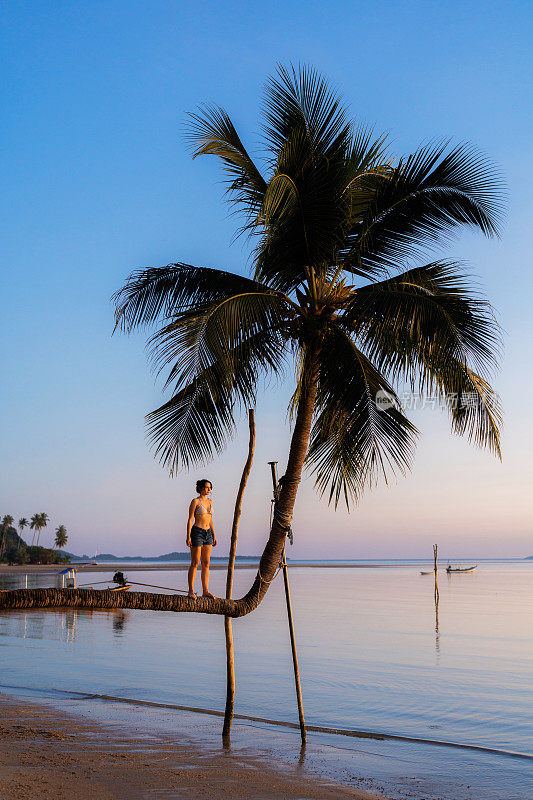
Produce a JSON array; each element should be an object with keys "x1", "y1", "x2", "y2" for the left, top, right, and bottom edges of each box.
[
  {"x1": 223, "y1": 410, "x2": 255, "y2": 740},
  {"x1": 433, "y1": 543, "x2": 439, "y2": 606},
  {"x1": 268, "y1": 462, "x2": 306, "y2": 744}
]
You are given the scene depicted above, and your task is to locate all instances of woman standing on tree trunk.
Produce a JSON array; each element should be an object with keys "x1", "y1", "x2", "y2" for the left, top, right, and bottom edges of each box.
[{"x1": 187, "y1": 479, "x2": 217, "y2": 599}]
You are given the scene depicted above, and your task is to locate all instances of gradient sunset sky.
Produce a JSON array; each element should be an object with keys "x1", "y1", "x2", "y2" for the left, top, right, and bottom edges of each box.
[{"x1": 1, "y1": 1, "x2": 532, "y2": 558}]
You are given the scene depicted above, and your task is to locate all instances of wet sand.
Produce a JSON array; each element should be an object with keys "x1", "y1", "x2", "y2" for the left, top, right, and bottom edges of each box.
[{"x1": 0, "y1": 693, "x2": 385, "y2": 800}]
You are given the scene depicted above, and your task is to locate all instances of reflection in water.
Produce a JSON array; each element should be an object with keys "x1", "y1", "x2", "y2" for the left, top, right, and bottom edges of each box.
[
  {"x1": 112, "y1": 610, "x2": 128, "y2": 635},
  {"x1": 432, "y1": 545, "x2": 440, "y2": 657},
  {"x1": 0, "y1": 610, "x2": 81, "y2": 642},
  {"x1": 61, "y1": 611, "x2": 77, "y2": 642},
  {"x1": 0, "y1": 606, "x2": 130, "y2": 643},
  {"x1": 434, "y1": 574, "x2": 440, "y2": 657}
]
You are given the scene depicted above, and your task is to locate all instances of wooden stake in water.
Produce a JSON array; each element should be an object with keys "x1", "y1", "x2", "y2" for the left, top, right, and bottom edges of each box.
[
  {"x1": 433, "y1": 543, "x2": 439, "y2": 602},
  {"x1": 223, "y1": 410, "x2": 255, "y2": 740},
  {"x1": 268, "y1": 461, "x2": 306, "y2": 744}
]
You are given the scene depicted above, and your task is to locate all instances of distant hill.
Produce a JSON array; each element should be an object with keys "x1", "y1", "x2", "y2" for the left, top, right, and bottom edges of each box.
[{"x1": 68, "y1": 550, "x2": 258, "y2": 562}]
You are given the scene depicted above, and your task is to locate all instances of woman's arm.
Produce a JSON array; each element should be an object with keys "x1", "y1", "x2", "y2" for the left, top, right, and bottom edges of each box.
[
  {"x1": 186, "y1": 500, "x2": 196, "y2": 547},
  {"x1": 209, "y1": 506, "x2": 217, "y2": 547}
]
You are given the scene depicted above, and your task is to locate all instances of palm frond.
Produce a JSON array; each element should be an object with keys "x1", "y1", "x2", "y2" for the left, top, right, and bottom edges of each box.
[
  {"x1": 307, "y1": 327, "x2": 418, "y2": 508},
  {"x1": 149, "y1": 291, "x2": 289, "y2": 388},
  {"x1": 346, "y1": 261, "x2": 501, "y2": 384},
  {"x1": 185, "y1": 104, "x2": 267, "y2": 220},
  {"x1": 262, "y1": 63, "x2": 350, "y2": 158},
  {"x1": 253, "y1": 120, "x2": 359, "y2": 291},
  {"x1": 345, "y1": 124, "x2": 391, "y2": 177},
  {"x1": 255, "y1": 77, "x2": 394, "y2": 290},
  {"x1": 343, "y1": 141, "x2": 504, "y2": 272},
  {"x1": 445, "y1": 365, "x2": 502, "y2": 457},
  {"x1": 344, "y1": 262, "x2": 502, "y2": 455},
  {"x1": 146, "y1": 292, "x2": 290, "y2": 470},
  {"x1": 113, "y1": 263, "x2": 268, "y2": 332},
  {"x1": 146, "y1": 371, "x2": 237, "y2": 472}
]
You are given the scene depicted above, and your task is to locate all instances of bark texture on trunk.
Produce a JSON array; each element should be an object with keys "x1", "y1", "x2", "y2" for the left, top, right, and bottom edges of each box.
[
  {"x1": 223, "y1": 409, "x2": 255, "y2": 738},
  {"x1": 0, "y1": 345, "x2": 320, "y2": 617}
]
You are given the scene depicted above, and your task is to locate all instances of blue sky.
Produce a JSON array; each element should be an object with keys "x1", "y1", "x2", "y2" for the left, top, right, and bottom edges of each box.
[{"x1": 1, "y1": 0, "x2": 532, "y2": 558}]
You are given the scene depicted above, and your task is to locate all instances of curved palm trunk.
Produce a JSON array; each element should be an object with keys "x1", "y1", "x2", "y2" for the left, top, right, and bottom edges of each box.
[{"x1": 0, "y1": 345, "x2": 320, "y2": 616}]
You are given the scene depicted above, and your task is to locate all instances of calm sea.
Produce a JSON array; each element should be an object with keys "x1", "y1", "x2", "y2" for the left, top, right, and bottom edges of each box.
[{"x1": 1, "y1": 560, "x2": 531, "y2": 798}]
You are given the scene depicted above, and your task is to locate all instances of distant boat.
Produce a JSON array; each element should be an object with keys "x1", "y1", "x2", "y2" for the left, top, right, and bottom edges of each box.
[
  {"x1": 109, "y1": 570, "x2": 130, "y2": 591},
  {"x1": 420, "y1": 570, "x2": 434, "y2": 575},
  {"x1": 81, "y1": 584, "x2": 132, "y2": 592},
  {"x1": 446, "y1": 564, "x2": 477, "y2": 573}
]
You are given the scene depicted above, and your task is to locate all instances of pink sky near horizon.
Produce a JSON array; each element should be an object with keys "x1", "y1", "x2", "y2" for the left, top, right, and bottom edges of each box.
[{"x1": 5, "y1": 373, "x2": 532, "y2": 560}]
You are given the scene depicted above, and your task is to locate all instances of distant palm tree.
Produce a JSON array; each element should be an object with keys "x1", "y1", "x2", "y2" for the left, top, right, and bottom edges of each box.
[
  {"x1": 36, "y1": 512, "x2": 49, "y2": 546},
  {"x1": 1, "y1": 515, "x2": 14, "y2": 556},
  {"x1": 18, "y1": 518, "x2": 28, "y2": 539},
  {"x1": 111, "y1": 65, "x2": 503, "y2": 616},
  {"x1": 54, "y1": 525, "x2": 68, "y2": 550},
  {"x1": 30, "y1": 514, "x2": 39, "y2": 546},
  {"x1": 30, "y1": 513, "x2": 49, "y2": 546}
]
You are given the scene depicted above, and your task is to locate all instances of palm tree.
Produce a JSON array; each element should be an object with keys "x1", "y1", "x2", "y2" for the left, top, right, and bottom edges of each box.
[
  {"x1": 0, "y1": 65, "x2": 503, "y2": 618},
  {"x1": 1, "y1": 515, "x2": 14, "y2": 557},
  {"x1": 54, "y1": 525, "x2": 68, "y2": 550},
  {"x1": 30, "y1": 513, "x2": 49, "y2": 546},
  {"x1": 36, "y1": 512, "x2": 49, "y2": 546},
  {"x1": 30, "y1": 514, "x2": 39, "y2": 546},
  {"x1": 110, "y1": 65, "x2": 502, "y2": 616},
  {"x1": 18, "y1": 518, "x2": 28, "y2": 539}
]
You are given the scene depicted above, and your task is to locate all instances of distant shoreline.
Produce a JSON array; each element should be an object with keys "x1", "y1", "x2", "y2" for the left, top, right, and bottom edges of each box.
[
  {"x1": 1, "y1": 557, "x2": 528, "y2": 574},
  {"x1": 0, "y1": 561, "x2": 430, "y2": 574}
]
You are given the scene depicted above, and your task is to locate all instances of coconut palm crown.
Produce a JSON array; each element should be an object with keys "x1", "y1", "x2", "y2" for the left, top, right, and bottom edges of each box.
[
  {"x1": 115, "y1": 66, "x2": 502, "y2": 504},
  {"x1": 1, "y1": 515, "x2": 14, "y2": 556},
  {"x1": 54, "y1": 525, "x2": 68, "y2": 550},
  {"x1": 104, "y1": 65, "x2": 502, "y2": 616}
]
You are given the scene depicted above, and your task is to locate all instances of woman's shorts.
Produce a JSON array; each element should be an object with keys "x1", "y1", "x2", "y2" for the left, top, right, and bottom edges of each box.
[{"x1": 190, "y1": 525, "x2": 214, "y2": 547}]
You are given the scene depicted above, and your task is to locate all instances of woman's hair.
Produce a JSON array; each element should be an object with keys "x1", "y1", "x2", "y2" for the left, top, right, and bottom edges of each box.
[{"x1": 196, "y1": 479, "x2": 212, "y2": 494}]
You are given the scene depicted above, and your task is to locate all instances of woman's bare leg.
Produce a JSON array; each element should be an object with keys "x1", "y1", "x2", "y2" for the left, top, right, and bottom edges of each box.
[
  {"x1": 188, "y1": 546, "x2": 201, "y2": 597},
  {"x1": 201, "y1": 545, "x2": 215, "y2": 598}
]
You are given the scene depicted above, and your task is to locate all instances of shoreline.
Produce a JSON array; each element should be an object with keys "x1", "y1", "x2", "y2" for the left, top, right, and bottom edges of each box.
[
  {"x1": 1, "y1": 558, "x2": 525, "y2": 575},
  {"x1": 0, "y1": 692, "x2": 385, "y2": 800},
  {"x1": 0, "y1": 561, "x2": 433, "y2": 574}
]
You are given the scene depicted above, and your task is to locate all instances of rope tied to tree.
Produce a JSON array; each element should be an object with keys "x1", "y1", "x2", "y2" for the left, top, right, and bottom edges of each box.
[
  {"x1": 257, "y1": 560, "x2": 283, "y2": 590},
  {"x1": 271, "y1": 473, "x2": 298, "y2": 534},
  {"x1": 273, "y1": 506, "x2": 292, "y2": 531}
]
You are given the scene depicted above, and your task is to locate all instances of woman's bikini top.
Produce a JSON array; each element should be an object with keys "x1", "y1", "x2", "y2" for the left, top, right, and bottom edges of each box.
[{"x1": 195, "y1": 500, "x2": 212, "y2": 516}]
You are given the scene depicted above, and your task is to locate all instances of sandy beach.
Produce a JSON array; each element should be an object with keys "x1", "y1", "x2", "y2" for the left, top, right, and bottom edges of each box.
[{"x1": 0, "y1": 693, "x2": 386, "y2": 800}]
